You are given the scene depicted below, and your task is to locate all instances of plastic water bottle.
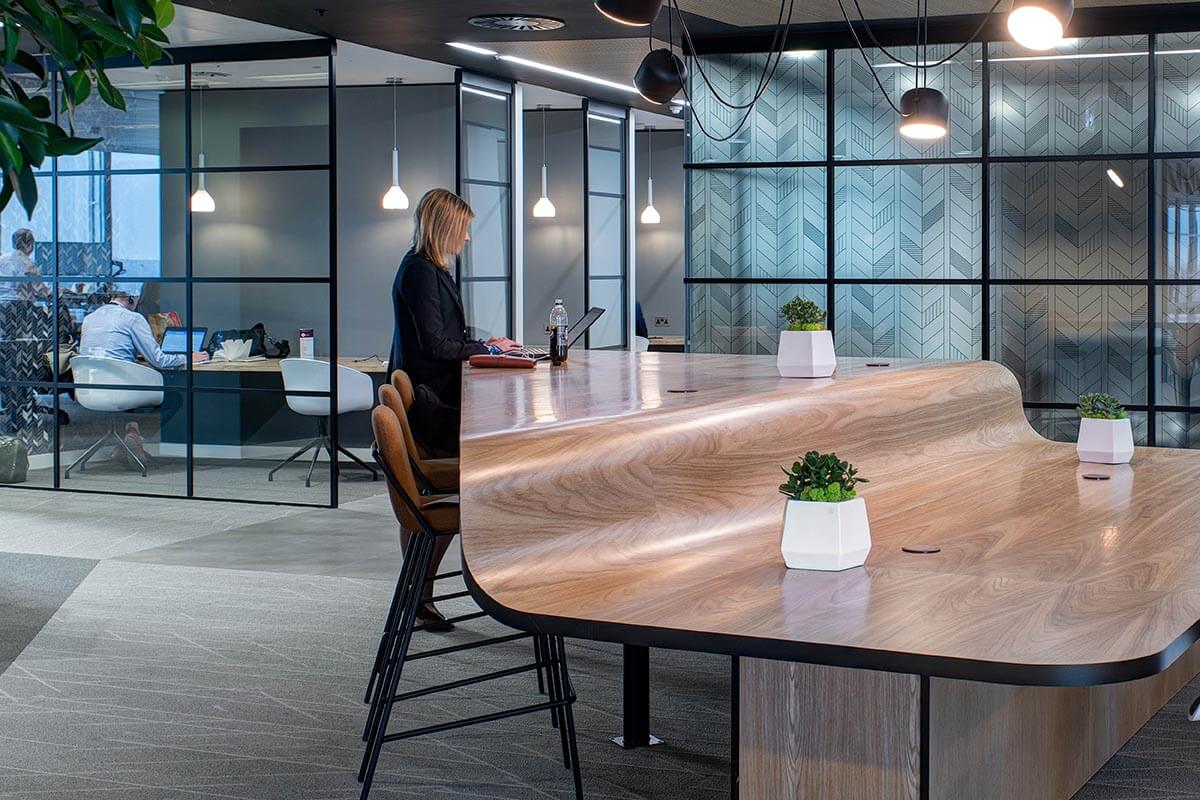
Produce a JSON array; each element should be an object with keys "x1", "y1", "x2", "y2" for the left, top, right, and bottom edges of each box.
[{"x1": 549, "y1": 299, "x2": 569, "y2": 366}]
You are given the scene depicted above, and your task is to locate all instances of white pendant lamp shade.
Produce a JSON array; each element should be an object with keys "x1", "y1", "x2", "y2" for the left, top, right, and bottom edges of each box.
[
  {"x1": 382, "y1": 79, "x2": 409, "y2": 211},
  {"x1": 191, "y1": 152, "x2": 215, "y2": 213},
  {"x1": 640, "y1": 128, "x2": 659, "y2": 224},
  {"x1": 382, "y1": 149, "x2": 410, "y2": 210},
  {"x1": 532, "y1": 106, "x2": 556, "y2": 218},
  {"x1": 1007, "y1": 0, "x2": 1073, "y2": 50},
  {"x1": 533, "y1": 165, "x2": 557, "y2": 218},
  {"x1": 190, "y1": 87, "x2": 215, "y2": 213}
]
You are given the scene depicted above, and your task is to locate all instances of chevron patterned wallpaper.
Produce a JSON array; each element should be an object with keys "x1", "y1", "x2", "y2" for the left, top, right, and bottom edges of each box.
[
  {"x1": 834, "y1": 44, "x2": 983, "y2": 161},
  {"x1": 688, "y1": 34, "x2": 1200, "y2": 447}
]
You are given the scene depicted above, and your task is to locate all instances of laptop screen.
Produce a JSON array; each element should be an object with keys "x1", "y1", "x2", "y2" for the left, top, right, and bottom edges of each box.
[
  {"x1": 568, "y1": 307, "x2": 605, "y2": 346},
  {"x1": 161, "y1": 327, "x2": 206, "y2": 354}
]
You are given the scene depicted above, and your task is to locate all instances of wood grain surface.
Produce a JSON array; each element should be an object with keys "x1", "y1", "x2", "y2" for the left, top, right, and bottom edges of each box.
[
  {"x1": 458, "y1": 351, "x2": 1200, "y2": 685},
  {"x1": 194, "y1": 356, "x2": 388, "y2": 374},
  {"x1": 740, "y1": 658, "x2": 920, "y2": 799}
]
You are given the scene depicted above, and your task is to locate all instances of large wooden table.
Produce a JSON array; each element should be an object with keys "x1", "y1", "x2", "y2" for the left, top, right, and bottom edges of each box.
[{"x1": 459, "y1": 351, "x2": 1200, "y2": 799}]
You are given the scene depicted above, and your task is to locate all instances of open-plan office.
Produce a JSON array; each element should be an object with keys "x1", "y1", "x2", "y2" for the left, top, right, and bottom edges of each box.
[{"x1": 2, "y1": 0, "x2": 1200, "y2": 798}]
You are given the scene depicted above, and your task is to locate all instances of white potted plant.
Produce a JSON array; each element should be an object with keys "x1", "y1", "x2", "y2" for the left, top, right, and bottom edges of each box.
[
  {"x1": 779, "y1": 451, "x2": 871, "y2": 571},
  {"x1": 1076, "y1": 392, "x2": 1134, "y2": 465},
  {"x1": 777, "y1": 296, "x2": 836, "y2": 378}
]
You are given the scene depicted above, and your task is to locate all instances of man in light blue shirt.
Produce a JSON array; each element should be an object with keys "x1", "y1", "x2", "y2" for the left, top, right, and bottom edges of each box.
[{"x1": 79, "y1": 292, "x2": 208, "y2": 370}]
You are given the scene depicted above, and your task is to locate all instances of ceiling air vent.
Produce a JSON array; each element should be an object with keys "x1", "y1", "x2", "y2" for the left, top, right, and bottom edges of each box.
[{"x1": 468, "y1": 15, "x2": 565, "y2": 31}]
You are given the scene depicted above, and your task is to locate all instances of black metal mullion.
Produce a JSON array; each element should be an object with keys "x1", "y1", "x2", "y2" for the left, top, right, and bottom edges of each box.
[
  {"x1": 184, "y1": 63, "x2": 195, "y2": 499},
  {"x1": 583, "y1": 99, "x2": 592, "y2": 349},
  {"x1": 51, "y1": 68, "x2": 61, "y2": 489},
  {"x1": 980, "y1": 42, "x2": 991, "y2": 362},
  {"x1": 1147, "y1": 34, "x2": 1159, "y2": 446},
  {"x1": 328, "y1": 42, "x2": 340, "y2": 509},
  {"x1": 825, "y1": 49, "x2": 837, "y2": 335}
]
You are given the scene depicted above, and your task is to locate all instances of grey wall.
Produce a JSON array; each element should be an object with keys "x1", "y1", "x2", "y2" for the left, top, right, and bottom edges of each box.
[
  {"x1": 522, "y1": 109, "x2": 585, "y2": 344},
  {"x1": 337, "y1": 85, "x2": 456, "y2": 356},
  {"x1": 634, "y1": 129, "x2": 685, "y2": 338},
  {"x1": 159, "y1": 84, "x2": 456, "y2": 358}
]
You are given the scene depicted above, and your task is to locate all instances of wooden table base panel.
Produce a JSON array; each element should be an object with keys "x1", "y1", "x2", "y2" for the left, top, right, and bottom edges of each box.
[{"x1": 740, "y1": 644, "x2": 1200, "y2": 800}]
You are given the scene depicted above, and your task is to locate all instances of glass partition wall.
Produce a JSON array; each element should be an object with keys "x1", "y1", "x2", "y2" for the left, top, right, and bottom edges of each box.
[
  {"x1": 0, "y1": 40, "x2": 344, "y2": 506},
  {"x1": 458, "y1": 73, "x2": 514, "y2": 340},
  {"x1": 687, "y1": 32, "x2": 1200, "y2": 446},
  {"x1": 584, "y1": 101, "x2": 630, "y2": 349}
]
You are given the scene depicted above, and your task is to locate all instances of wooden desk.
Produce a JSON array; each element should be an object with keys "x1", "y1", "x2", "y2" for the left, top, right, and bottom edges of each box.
[
  {"x1": 194, "y1": 356, "x2": 389, "y2": 374},
  {"x1": 459, "y1": 351, "x2": 1200, "y2": 800}
]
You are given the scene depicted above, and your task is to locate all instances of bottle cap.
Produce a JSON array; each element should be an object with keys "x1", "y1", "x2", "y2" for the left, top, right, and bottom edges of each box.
[{"x1": 554, "y1": 299, "x2": 563, "y2": 304}]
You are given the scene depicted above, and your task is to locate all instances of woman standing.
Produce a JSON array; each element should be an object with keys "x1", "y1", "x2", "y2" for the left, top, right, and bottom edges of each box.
[{"x1": 388, "y1": 188, "x2": 518, "y2": 413}]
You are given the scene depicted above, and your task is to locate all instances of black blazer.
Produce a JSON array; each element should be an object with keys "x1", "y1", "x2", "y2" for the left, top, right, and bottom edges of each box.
[{"x1": 389, "y1": 251, "x2": 488, "y2": 406}]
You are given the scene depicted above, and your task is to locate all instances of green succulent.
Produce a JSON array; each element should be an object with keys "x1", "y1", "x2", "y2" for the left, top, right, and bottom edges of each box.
[
  {"x1": 779, "y1": 451, "x2": 867, "y2": 503},
  {"x1": 1077, "y1": 392, "x2": 1127, "y2": 420},
  {"x1": 780, "y1": 296, "x2": 826, "y2": 332}
]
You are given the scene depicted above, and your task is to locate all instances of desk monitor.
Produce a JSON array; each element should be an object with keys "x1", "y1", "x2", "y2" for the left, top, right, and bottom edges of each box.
[
  {"x1": 161, "y1": 326, "x2": 207, "y2": 354},
  {"x1": 568, "y1": 307, "x2": 605, "y2": 346}
]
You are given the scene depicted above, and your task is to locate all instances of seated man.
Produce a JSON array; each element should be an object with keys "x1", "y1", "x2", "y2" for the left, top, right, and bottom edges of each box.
[{"x1": 80, "y1": 291, "x2": 208, "y2": 369}]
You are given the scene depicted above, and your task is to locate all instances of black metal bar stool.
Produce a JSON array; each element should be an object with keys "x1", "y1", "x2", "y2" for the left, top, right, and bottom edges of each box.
[{"x1": 358, "y1": 404, "x2": 583, "y2": 800}]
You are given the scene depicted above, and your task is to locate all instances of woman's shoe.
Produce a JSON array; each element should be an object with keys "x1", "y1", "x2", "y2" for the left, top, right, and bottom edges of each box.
[{"x1": 416, "y1": 603, "x2": 454, "y2": 632}]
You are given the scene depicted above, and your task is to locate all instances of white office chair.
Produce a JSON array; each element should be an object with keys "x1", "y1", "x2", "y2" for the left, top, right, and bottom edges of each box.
[
  {"x1": 269, "y1": 358, "x2": 379, "y2": 487},
  {"x1": 634, "y1": 336, "x2": 651, "y2": 353},
  {"x1": 66, "y1": 356, "x2": 164, "y2": 479}
]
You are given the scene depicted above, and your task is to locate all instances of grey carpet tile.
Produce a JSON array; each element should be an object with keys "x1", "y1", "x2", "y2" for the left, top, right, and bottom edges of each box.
[
  {"x1": 116, "y1": 508, "x2": 405, "y2": 581},
  {"x1": 0, "y1": 492, "x2": 304, "y2": 560},
  {"x1": 0, "y1": 560, "x2": 728, "y2": 800},
  {"x1": 0, "y1": 553, "x2": 98, "y2": 674}
]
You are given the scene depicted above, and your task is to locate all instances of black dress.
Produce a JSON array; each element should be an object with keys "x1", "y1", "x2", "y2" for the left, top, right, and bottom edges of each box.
[{"x1": 388, "y1": 250, "x2": 488, "y2": 430}]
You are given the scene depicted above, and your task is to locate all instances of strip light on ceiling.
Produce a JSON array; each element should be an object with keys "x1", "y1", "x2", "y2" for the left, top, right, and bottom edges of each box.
[{"x1": 461, "y1": 85, "x2": 509, "y2": 101}]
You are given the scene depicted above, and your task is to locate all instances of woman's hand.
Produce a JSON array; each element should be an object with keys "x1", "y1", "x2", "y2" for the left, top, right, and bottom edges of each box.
[{"x1": 486, "y1": 336, "x2": 522, "y2": 352}]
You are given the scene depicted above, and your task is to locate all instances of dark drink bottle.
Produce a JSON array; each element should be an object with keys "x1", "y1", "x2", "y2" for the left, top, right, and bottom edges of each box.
[{"x1": 549, "y1": 299, "x2": 569, "y2": 366}]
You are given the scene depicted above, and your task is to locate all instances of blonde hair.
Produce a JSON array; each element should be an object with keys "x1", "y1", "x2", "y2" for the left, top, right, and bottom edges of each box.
[{"x1": 412, "y1": 189, "x2": 474, "y2": 269}]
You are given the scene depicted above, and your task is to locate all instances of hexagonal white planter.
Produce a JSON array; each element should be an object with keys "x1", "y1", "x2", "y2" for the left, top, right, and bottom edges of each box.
[
  {"x1": 780, "y1": 496, "x2": 871, "y2": 571},
  {"x1": 776, "y1": 330, "x2": 836, "y2": 378},
  {"x1": 1076, "y1": 417, "x2": 1134, "y2": 465}
]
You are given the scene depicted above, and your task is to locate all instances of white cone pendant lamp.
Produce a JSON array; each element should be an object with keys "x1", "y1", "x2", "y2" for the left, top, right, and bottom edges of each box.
[
  {"x1": 1008, "y1": 0, "x2": 1073, "y2": 50},
  {"x1": 640, "y1": 127, "x2": 660, "y2": 224},
  {"x1": 532, "y1": 105, "x2": 556, "y2": 218},
  {"x1": 190, "y1": 85, "x2": 215, "y2": 213},
  {"x1": 382, "y1": 78, "x2": 410, "y2": 211}
]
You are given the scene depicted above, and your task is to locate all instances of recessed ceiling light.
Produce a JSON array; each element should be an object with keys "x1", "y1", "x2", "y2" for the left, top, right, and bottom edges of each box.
[{"x1": 469, "y1": 14, "x2": 565, "y2": 31}]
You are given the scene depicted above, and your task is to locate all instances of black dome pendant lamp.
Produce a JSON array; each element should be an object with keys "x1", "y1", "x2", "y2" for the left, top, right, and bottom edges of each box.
[
  {"x1": 635, "y1": 48, "x2": 687, "y2": 105},
  {"x1": 898, "y1": 87, "x2": 950, "y2": 140},
  {"x1": 595, "y1": 0, "x2": 664, "y2": 26}
]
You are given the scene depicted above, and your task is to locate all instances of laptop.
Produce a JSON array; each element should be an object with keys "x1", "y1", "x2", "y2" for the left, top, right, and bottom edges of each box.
[
  {"x1": 161, "y1": 326, "x2": 207, "y2": 354},
  {"x1": 521, "y1": 307, "x2": 606, "y2": 358}
]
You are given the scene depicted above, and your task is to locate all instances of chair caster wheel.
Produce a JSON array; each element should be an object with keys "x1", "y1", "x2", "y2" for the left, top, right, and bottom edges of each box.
[{"x1": 1188, "y1": 696, "x2": 1200, "y2": 721}]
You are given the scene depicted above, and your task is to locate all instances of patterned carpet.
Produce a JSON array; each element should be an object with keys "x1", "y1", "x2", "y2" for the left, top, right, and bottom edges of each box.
[{"x1": 0, "y1": 491, "x2": 1197, "y2": 799}]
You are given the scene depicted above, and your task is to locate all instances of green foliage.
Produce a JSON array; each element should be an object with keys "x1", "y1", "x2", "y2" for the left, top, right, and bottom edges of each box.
[
  {"x1": 0, "y1": 0, "x2": 173, "y2": 216},
  {"x1": 779, "y1": 451, "x2": 867, "y2": 503},
  {"x1": 780, "y1": 296, "x2": 826, "y2": 331},
  {"x1": 1077, "y1": 392, "x2": 1127, "y2": 420}
]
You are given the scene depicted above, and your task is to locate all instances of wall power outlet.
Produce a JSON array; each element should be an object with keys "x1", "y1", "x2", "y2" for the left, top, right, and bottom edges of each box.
[{"x1": 654, "y1": 316, "x2": 670, "y2": 327}]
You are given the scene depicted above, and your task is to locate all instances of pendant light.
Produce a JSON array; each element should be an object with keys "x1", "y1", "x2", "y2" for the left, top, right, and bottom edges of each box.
[
  {"x1": 382, "y1": 77, "x2": 410, "y2": 211},
  {"x1": 190, "y1": 83, "x2": 215, "y2": 213},
  {"x1": 532, "y1": 105, "x2": 556, "y2": 218},
  {"x1": 898, "y1": 87, "x2": 949, "y2": 140},
  {"x1": 640, "y1": 127, "x2": 660, "y2": 225},
  {"x1": 635, "y1": 48, "x2": 687, "y2": 105},
  {"x1": 1008, "y1": 0, "x2": 1073, "y2": 50},
  {"x1": 594, "y1": 0, "x2": 664, "y2": 26}
]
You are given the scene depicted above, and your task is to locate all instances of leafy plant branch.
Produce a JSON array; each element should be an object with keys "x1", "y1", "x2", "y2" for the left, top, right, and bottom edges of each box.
[{"x1": 779, "y1": 451, "x2": 867, "y2": 503}]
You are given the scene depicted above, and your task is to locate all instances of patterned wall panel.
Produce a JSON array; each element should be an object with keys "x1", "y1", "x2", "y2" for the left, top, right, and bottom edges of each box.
[
  {"x1": 689, "y1": 168, "x2": 826, "y2": 280},
  {"x1": 1028, "y1": 408, "x2": 1149, "y2": 444},
  {"x1": 833, "y1": 284, "x2": 980, "y2": 360},
  {"x1": 993, "y1": 285, "x2": 1148, "y2": 404},
  {"x1": 834, "y1": 44, "x2": 982, "y2": 160},
  {"x1": 990, "y1": 36, "x2": 1149, "y2": 157},
  {"x1": 1159, "y1": 412, "x2": 1200, "y2": 448},
  {"x1": 1160, "y1": 285, "x2": 1200, "y2": 406},
  {"x1": 1158, "y1": 33, "x2": 1200, "y2": 153},
  {"x1": 690, "y1": 283, "x2": 826, "y2": 354},
  {"x1": 991, "y1": 160, "x2": 1148, "y2": 280},
  {"x1": 834, "y1": 164, "x2": 981, "y2": 279},
  {"x1": 688, "y1": 52, "x2": 826, "y2": 164},
  {"x1": 1160, "y1": 159, "x2": 1200, "y2": 279}
]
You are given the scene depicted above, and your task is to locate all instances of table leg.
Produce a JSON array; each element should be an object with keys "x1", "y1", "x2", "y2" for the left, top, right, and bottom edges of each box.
[{"x1": 611, "y1": 644, "x2": 663, "y2": 748}]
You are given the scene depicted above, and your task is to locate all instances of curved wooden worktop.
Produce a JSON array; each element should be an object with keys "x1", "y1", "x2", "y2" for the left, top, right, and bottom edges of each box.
[{"x1": 458, "y1": 352, "x2": 1200, "y2": 686}]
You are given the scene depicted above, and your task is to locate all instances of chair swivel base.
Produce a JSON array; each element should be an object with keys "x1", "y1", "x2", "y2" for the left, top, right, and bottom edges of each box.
[
  {"x1": 64, "y1": 421, "x2": 150, "y2": 479},
  {"x1": 268, "y1": 434, "x2": 379, "y2": 488}
]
